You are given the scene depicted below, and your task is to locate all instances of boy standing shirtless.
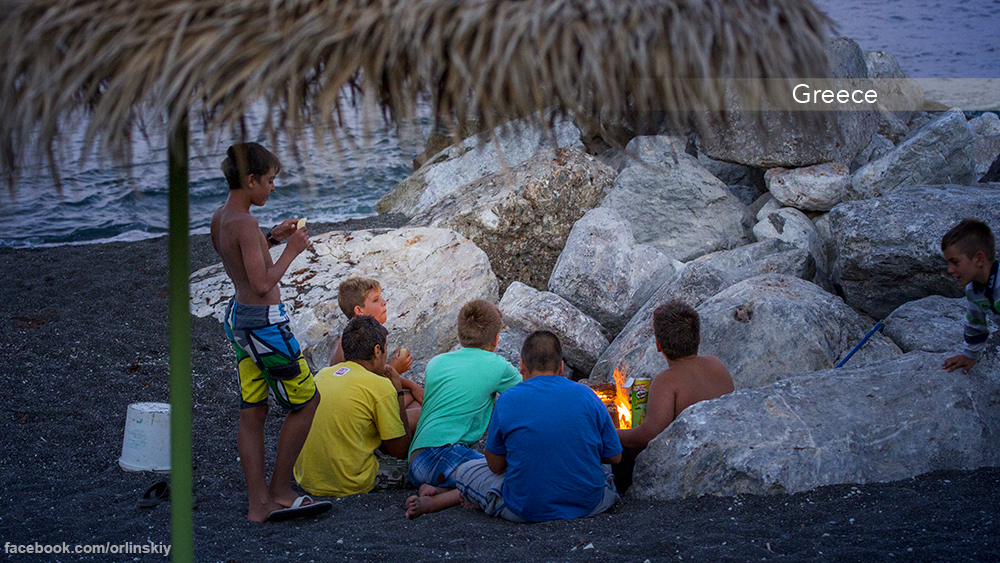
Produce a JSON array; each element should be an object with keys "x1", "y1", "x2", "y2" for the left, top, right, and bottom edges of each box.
[
  {"x1": 211, "y1": 142, "x2": 330, "y2": 522},
  {"x1": 613, "y1": 300, "x2": 734, "y2": 493}
]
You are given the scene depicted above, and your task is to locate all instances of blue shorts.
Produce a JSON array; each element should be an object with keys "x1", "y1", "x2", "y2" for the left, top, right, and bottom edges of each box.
[{"x1": 407, "y1": 444, "x2": 484, "y2": 489}]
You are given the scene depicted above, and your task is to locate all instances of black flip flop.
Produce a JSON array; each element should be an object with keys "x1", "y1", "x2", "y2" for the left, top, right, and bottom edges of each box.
[
  {"x1": 138, "y1": 481, "x2": 170, "y2": 508},
  {"x1": 266, "y1": 496, "x2": 332, "y2": 522}
]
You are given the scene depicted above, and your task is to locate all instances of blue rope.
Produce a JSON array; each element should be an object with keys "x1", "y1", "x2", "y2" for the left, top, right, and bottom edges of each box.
[{"x1": 835, "y1": 321, "x2": 884, "y2": 369}]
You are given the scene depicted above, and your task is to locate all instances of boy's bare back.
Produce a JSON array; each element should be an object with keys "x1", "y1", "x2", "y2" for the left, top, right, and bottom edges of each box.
[
  {"x1": 619, "y1": 354, "x2": 733, "y2": 450},
  {"x1": 654, "y1": 355, "x2": 734, "y2": 421}
]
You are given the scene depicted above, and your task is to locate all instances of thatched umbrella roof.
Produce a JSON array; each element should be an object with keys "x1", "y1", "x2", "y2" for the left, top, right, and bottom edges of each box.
[{"x1": 1, "y1": 0, "x2": 831, "y2": 178}]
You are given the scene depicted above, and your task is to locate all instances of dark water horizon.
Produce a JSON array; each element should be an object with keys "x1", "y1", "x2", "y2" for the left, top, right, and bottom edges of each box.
[{"x1": 2, "y1": 0, "x2": 998, "y2": 248}]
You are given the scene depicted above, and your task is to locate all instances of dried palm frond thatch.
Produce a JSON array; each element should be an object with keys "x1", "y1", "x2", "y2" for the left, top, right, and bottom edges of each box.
[{"x1": 1, "y1": 0, "x2": 831, "y2": 181}]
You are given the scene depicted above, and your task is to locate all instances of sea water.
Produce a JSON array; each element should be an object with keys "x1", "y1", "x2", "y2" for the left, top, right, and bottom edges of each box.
[{"x1": 1, "y1": 0, "x2": 998, "y2": 247}]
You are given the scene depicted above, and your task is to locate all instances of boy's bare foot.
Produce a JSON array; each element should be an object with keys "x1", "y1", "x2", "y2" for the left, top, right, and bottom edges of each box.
[
  {"x1": 247, "y1": 499, "x2": 286, "y2": 523},
  {"x1": 418, "y1": 484, "x2": 440, "y2": 497},
  {"x1": 405, "y1": 495, "x2": 435, "y2": 519}
]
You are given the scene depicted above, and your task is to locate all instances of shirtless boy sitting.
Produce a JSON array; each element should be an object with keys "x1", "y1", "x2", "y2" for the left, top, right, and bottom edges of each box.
[
  {"x1": 613, "y1": 300, "x2": 734, "y2": 493},
  {"x1": 211, "y1": 142, "x2": 330, "y2": 522}
]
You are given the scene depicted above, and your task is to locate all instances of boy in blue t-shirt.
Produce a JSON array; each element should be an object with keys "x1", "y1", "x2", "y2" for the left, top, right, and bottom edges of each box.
[{"x1": 405, "y1": 331, "x2": 621, "y2": 522}]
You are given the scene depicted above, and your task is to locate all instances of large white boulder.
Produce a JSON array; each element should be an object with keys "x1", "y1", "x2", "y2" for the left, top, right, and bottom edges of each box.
[
  {"x1": 882, "y1": 295, "x2": 968, "y2": 354},
  {"x1": 629, "y1": 352, "x2": 1000, "y2": 499},
  {"x1": 189, "y1": 227, "x2": 498, "y2": 379},
  {"x1": 753, "y1": 207, "x2": 828, "y2": 271},
  {"x1": 697, "y1": 38, "x2": 878, "y2": 168},
  {"x1": 764, "y1": 162, "x2": 850, "y2": 212}
]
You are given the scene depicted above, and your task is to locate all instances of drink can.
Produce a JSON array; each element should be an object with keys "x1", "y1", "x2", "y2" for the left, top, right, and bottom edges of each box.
[{"x1": 630, "y1": 378, "x2": 651, "y2": 427}]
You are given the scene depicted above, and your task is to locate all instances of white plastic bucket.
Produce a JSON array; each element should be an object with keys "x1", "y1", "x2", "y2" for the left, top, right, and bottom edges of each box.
[{"x1": 118, "y1": 402, "x2": 171, "y2": 472}]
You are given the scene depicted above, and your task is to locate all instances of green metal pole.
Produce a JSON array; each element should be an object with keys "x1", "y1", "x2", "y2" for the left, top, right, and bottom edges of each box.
[{"x1": 167, "y1": 115, "x2": 193, "y2": 563}]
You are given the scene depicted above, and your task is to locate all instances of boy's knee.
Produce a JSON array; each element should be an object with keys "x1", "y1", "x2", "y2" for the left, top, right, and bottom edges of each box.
[{"x1": 240, "y1": 404, "x2": 269, "y2": 425}]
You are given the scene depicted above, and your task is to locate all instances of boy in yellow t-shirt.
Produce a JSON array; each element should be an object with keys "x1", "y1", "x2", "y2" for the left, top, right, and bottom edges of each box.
[
  {"x1": 294, "y1": 315, "x2": 413, "y2": 497},
  {"x1": 329, "y1": 277, "x2": 423, "y2": 428}
]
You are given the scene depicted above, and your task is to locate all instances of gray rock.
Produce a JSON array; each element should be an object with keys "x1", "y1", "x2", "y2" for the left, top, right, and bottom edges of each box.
[
  {"x1": 413, "y1": 147, "x2": 614, "y2": 293},
  {"x1": 755, "y1": 197, "x2": 782, "y2": 222},
  {"x1": 499, "y1": 282, "x2": 610, "y2": 375},
  {"x1": 376, "y1": 116, "x2": 583, "y2": 217},
  {"x1": 727, "y1": 184, "x2": 768, "y2": 208},
  {"x1": 696, "y1": 153, "x2": 766, "y2": 190},
  {"x1": 863, "y1": 50, "x2": 924, "y2": 122},
  {"x1": 629, "y1": 351, "x2": 1000, "y2": 499},
  {"x1": 812, "y1": 212, "x2": 835, "y2": 281},
  {"x1": 970, "y1": 329, "x2": 1000, "y2": 389},
  {"x1": 753, "y1": 207, "x2": 828, "y2": 269},
  {"x1": 764, "y1": 162, "x2": 850, "y2": 212},
  {"x1": 875, "y1": 106, "x2": 912, "y2": 143},
  {"x1": 548, "y1": 207, "x2": 678, "y2": 337},
  {"x1": 849, "y1": 134, "x2": 895, "y2": 173},
  {"x1": 590, "y1": 242, "x2": 817, "y2": 384},
  {"x1": 495, "y1": 327, "x2": 529, "y2": 370},
  {"x1": 697, "y1": 275, "x2": 900, "y2": 389},
  {"x1": 189, "y1": 228, "x2": 498, "y2": 380},
  {"x1": 882, "y1": 295, "x2": 967, "y2": 353},
  {"x1": 983, "y1": 153, "x2": 1000, "y2": 184},
  {"x1": 697, "y1": 38, "x2": 877, "y2": 168},
  {"x1": 974, "y1": 134, "x2": 1000, "y2": 178},
  {"x1": 828, "y1": 185, "x2": 1000, "y2": 318},
  {"x1": 969, "y1": 112, "x2": 1000, "y2": 136},
  {"x1": 603, "y1": 136, "x2": 752, "y2": 262},
  {"x1": 849, "y1": 109, "x2": 976, "y2": 199}
]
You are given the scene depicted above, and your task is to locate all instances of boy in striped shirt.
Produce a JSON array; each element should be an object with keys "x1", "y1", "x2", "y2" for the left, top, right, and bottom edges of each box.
[{"x1": 942, "y1": 218, "x2": 998, "y2": 374}]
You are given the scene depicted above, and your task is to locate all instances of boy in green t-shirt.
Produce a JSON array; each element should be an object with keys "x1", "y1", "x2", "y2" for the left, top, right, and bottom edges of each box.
[{"x1": 404, "y1": 300, "x2": 521, "y2": 517}]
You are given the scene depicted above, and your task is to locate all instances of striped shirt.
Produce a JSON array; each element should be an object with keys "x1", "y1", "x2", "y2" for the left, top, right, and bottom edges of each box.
[{"x1": 962, "y1": 261, "x2": 1000, "y2": 360}]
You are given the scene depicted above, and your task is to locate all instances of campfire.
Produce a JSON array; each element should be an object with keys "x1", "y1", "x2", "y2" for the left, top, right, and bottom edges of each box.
[{"x1": 585, "y1": 368, "x2": 633, "y2": 429}]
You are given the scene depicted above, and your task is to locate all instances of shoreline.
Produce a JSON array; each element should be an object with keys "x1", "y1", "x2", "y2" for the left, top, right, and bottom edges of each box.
[{"x1": 2, "y1": 223, "x2": 999, "y2": 561}]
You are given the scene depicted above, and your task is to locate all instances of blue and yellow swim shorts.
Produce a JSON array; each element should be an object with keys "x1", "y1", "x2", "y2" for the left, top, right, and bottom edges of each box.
[{"x1": 224, "y1": 298, "x2": 316, "y2": 410}]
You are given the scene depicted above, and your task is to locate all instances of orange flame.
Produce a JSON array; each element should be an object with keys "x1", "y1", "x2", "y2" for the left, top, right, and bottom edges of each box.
[{"x1": 613, "y1": 368, "x2": 632, "y2": 429}]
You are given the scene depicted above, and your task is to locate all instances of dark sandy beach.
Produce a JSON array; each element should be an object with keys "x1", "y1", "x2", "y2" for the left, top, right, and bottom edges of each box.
[{"x1": 1, "y1": 216, "x2": 999, "y2": 562}]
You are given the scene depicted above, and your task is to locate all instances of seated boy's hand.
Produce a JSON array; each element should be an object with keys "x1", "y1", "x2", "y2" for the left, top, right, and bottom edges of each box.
[
  {"x1": 942, "y1": 354, "x2": 976, "y2": 373},
  {"x1": 382, "y1": 365, "x2": 403, "y2": 392},
  {"x1": 389, "y1": 349, "x2": 412, "y2": 374}
]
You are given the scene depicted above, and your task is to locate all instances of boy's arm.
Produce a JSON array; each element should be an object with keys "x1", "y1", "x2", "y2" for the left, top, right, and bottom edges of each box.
[
  {"x1": 238, "y1": 219, "x2": 309, "y2": 298},
  {"x1": 617, "y1": 373, "x2": 675, "y2": 450},
  {"x1": 400, "y1": 378, "x2": 424, "y2": 403},
  {"x1": 944, "y1": 291, "x2": 989, "y2": 373},
  {"x1": 378, "y1": 366, "x2": 414, "y2": 459},
  {"x1": 485, "y1": 449, "x2": 507, "y2": 474}
]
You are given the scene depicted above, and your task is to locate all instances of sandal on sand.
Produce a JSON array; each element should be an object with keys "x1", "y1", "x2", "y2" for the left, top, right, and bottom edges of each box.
[
  {"x1": 138, "y1": 481, "x2": 171, "y2": 508},
  {"x1": 266, "y1": 496, "x2": 332, "y2": 523}
]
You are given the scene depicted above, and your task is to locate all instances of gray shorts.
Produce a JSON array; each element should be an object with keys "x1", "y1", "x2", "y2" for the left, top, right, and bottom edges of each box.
[{"x1": 453, "y1": 458, "x2": 618, "y2": 522}]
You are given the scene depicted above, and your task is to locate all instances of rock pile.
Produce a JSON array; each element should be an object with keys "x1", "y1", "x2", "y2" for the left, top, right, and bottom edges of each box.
[{"x1": 190, "y1": 43, "x2": 1000, "y2": 500}]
